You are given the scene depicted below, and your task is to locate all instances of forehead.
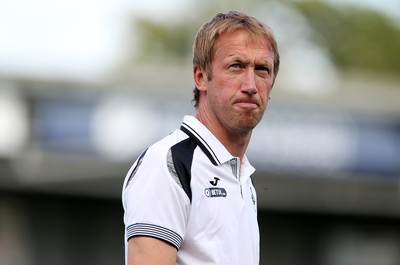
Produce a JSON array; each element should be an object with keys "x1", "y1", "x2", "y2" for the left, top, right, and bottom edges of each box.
[{"x1": 214, "y1": 30, "x2": 273, "y2": 57}]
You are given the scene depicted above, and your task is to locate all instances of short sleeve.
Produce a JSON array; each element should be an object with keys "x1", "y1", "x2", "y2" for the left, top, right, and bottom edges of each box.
[{"x1": 122, "y1": 144, "x2": 191, "y2": 249}]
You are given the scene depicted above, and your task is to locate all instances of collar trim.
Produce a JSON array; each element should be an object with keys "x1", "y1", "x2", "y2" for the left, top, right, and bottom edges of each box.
[{"x1": 180, "y1": 122, "x2": 221, "y2": 166}]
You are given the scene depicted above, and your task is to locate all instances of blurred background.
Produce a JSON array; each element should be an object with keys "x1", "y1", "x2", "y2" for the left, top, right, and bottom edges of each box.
[{"x1": 1, "y1": 0, "x2": 400, "y2": 264}]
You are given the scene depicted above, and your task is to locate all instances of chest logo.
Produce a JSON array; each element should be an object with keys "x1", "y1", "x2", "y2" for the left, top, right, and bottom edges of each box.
[
  {"x1": 205, "y1": 177, "x2": 227, "y2": 198},
  {"x1": 204, "y1": 187, "x2": 227, "y2": 198},
  {"x1": 209, "y1": 177, "x2": 220, "y2": 186}
]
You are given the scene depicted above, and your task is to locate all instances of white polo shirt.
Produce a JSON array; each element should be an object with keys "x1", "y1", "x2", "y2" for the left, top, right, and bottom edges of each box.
[{"x1": 122, "y1": 115, "x2": 259, "y2": 265}]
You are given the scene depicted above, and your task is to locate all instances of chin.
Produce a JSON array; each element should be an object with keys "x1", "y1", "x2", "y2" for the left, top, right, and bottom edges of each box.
[{"x1": 236, "y1": 119, "x2": 259, "y2": 132}]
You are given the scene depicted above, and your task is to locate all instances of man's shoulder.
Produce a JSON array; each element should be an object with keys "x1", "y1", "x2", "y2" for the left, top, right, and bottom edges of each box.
[{"x1": 146, "y1": 128, "x2": 188, "y2": 156}]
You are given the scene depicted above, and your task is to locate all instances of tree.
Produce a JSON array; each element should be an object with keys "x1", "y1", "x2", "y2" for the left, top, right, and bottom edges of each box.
[{"x1": 292, "y1": 1, "x2": 400, "y2": 75}]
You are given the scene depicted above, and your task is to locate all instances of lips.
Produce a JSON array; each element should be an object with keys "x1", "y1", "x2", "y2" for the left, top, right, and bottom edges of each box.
[{"x1": 234, "y1": 98, "x2": 259, "y2": 108}]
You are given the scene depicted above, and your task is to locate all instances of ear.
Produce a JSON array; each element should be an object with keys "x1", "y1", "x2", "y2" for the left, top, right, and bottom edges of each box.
[{"x1": 193, "y1": 65, "x2": 208, "y2": 92}]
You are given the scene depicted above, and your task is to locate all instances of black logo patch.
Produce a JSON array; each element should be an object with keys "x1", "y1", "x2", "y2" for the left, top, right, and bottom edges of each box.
[{"x1": 204, "y1": 187, "x2": 227, "y2": 198}]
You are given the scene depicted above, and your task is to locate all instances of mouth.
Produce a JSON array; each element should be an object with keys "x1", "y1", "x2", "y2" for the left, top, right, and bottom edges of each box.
[{"x1": 234, "y1": 99, "x2": 259, "y2": 109}]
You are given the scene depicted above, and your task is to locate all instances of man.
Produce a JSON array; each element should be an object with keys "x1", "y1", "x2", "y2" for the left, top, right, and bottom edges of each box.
[{"x1": 122, "y1": 10, "x2": 280, "y2": 265}]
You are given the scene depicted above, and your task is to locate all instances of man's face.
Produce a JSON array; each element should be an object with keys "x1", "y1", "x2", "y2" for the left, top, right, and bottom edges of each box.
[{"x1": 202, "y1": 29, "x2": 275, "y2": 136}]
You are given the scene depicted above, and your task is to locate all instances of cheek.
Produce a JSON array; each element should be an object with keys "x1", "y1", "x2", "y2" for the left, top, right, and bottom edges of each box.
[
  {"x1": 216, "y1": 75, "x2": 238, "y2": 87},
  {"x1": 257, "y1": 81, "x2": 272, "y2": 97},
  {"x1": 212, "y1": 78, "x2": 238, "y2": 97}
]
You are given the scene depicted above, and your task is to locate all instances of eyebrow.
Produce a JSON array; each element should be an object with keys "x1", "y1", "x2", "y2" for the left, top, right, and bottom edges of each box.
[
  {"x1": 255, "y1": 61, "x2": 273, "y2": 68},
  {"x1": 227, "y1": 55, "x2": 272, "y2": 67}
]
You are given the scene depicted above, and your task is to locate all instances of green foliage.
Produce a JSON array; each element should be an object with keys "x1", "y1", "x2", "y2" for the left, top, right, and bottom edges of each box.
[
  {"x1": 292, "y1": 1, "x2": 400, "y2": 75},
  {"x1": 127, "y1": 2, "x2": 400, "y2": 76},
  {"x1": 135, "y1": 18, "x2": 195, "y2": 61}
]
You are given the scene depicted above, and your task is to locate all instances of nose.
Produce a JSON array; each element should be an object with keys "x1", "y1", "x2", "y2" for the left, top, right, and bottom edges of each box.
[{"x1": 241, "y1": 69, "x2": 257, "y2": 95}]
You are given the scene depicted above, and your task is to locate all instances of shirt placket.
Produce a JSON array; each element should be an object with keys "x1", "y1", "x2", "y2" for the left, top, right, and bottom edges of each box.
[{"x1": 230, "y1": 157, "x2": 243, "y2": 198}]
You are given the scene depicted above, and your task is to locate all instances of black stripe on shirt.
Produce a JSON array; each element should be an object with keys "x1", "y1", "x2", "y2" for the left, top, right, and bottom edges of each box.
[
  {"x1": 170, "y1": 137, "x2": 197, "y2": 202},
  {"x1": 180, "y1": 123, "x2": 220, "y2": 166},
  {"x1": 126, "y1": 223, "x2": 183, "y2": 250},
  {"x1": 125, "y1": 148, "x2": 148, "y2": 188}
]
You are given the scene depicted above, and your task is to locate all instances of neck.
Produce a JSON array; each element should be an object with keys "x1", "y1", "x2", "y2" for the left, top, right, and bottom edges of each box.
[
  {"x1": 223, "y1": 131, "x2": 252, "y2": 160},
  {"x1": 195, "y1": 112, "x2": 252, "y2": 160}
]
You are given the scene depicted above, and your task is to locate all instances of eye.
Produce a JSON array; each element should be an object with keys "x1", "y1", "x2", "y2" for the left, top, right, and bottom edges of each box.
[
  {"x1": 230, "y1": 63, "x2": 242, "y2": 69},
  {"x1": 255, "y1": 65, "x2": 271, "y2": 74}
]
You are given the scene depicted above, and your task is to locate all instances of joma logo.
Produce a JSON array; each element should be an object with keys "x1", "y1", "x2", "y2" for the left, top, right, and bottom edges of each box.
[{"x1": 209, "y1": 177, "x2": 220, "y2": 186}]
